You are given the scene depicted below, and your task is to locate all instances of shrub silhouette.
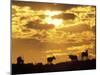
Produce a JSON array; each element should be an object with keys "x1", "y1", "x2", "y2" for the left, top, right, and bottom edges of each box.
[{"x1": 17, "y1": 56, "x2": 24, "y2": 65}]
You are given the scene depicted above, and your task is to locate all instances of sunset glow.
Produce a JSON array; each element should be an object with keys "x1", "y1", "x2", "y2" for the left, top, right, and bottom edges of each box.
[
  {"x1": 12, "y1": 2, "x2": 96, "y2": 64},
  {"x1": 44, "y1": 17, "x2": 63, "y2": 27},
  {"x1": 44, "y1": 10, "x2": 62, "y2": 17}
]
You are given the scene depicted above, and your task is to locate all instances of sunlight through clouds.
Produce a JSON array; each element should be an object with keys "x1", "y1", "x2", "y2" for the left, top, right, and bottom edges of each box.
[{"x1": 12, "y1": 2, "x2": 96, "y2": 63}]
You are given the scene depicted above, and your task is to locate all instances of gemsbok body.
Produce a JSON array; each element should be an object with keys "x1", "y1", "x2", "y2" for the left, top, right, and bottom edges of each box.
[
  {"x1": 69, "y1": 55, "x2": 78, "y2": 61},
  {"x1": 81, "y1": 50, "x2": 88, "y2": 60},
  {"x1": 47, "y1": 56, "x2": 56, "y2": 64}
]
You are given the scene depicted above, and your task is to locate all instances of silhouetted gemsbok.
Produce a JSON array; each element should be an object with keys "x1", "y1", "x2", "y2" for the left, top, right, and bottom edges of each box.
[
  {"x1": 17, "y1": 56, "x2": 24, "y2": 65},
  {"x1": 69, "y1": 55, "x2": 78, "y2": 61},
  {"x1": 47, "y1": 56, "x2": 56, "y2": 64},
  {"x1": 81, "y1": 50, "x2": 88, "y2": 60}
]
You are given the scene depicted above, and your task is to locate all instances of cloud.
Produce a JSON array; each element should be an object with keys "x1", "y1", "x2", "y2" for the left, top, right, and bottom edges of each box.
[
  {"x1": 44, "y1": 43, "x2": 95, "y2": 60},
  {"x1": 52, "y1": 13, "x2": 76, "y2": 20},
  {"x1": 66, "y1": 44, "x2": 94, "y2": 51},
  {"x1": 25, "y1": 21, "x2": 55, "y2": 30},
  {"x1": 12, "y1": 3, "x2": 96, "y2": 63},
  {"x1": 12, "y1": 5, "x2": 96, "y2": 44},
  {"x1": 91, "y1": 25, "x2": 96, "y2": 32},
  {"x1": 59, "y1": 24, "x2": 91, "y2": 33}
]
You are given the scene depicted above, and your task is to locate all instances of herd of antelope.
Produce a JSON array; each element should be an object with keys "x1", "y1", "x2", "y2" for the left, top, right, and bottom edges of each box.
[
  {"x1": 17, "y1": 50, "x2": 89, "y2": 65},
  {"x1": 47, "y1": 50, "x2": 89, "y2": 64}
]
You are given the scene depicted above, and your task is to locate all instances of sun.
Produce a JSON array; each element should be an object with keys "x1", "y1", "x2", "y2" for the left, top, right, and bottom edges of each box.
[
  {"x1": 44, "y1": 17, "x2": 63, "y2": 27},
  {"x1": 42, "y1": 10, "x2": 63, "y2": 27},
  {"x1": 44, "y1": 10, "x2": 62, "y2": 17}
]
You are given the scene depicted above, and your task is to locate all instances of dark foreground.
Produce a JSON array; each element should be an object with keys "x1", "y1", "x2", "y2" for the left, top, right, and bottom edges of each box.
[{"x1": 12, "y1": 59, "x2": 96, "y2": 75}]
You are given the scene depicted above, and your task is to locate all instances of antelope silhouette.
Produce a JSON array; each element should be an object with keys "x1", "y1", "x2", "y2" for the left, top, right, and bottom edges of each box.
[
  {"x1": 17, "y1": 56, "x2": 24, "y2": 65},
  {"x1": 47, "y1": 56, "x2": 56, "y2": 64},
  {"x1": 81, "y1": 50, "x2": 88, "y2": 60},
  {"x1": 69, "y1": 55, "x2": 78, "y2": 61}
]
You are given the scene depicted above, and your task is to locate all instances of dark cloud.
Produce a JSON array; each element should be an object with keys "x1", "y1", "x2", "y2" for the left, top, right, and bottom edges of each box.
[
  {"x1": 58, "y1": 24, "x2": 91, "y2": 33},
  {"x1": 20, "y1": 16, "x2": 28, "y2": 20},
  {"x1": 91, "y1": 26, "x2": 96, "y2": 33},
  {"x1": 52, "y1": 13, "x2": 76, "y2": 20},
  {"x1": 25, "y1": 21, "x2": 54, "y2": 30},
  {"x1": 86, "y1": 14, "x2": 95, "y2": 18},
  {"x1": 32, "y1": 33, "x2": 47, "y2": 39},
  {"x1": 12, "y1": 1, "x2": 91, "y2": 11},
  {"x1": 22, "y1": 29, "x2": 31, "y2": 32},
  {"x1": 12, "y1": 8, "x2": 16, "y2": 14}
]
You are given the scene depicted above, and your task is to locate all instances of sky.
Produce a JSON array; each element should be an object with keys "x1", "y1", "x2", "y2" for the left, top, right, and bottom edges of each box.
[{"x1": 12, "y1": 1, "x2": 96, "y2": 64}]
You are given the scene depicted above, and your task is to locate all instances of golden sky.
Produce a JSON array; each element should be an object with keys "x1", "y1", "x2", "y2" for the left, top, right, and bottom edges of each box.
[{"x1": 12, "y1": 1, "x2": 96, "y2": 64}]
